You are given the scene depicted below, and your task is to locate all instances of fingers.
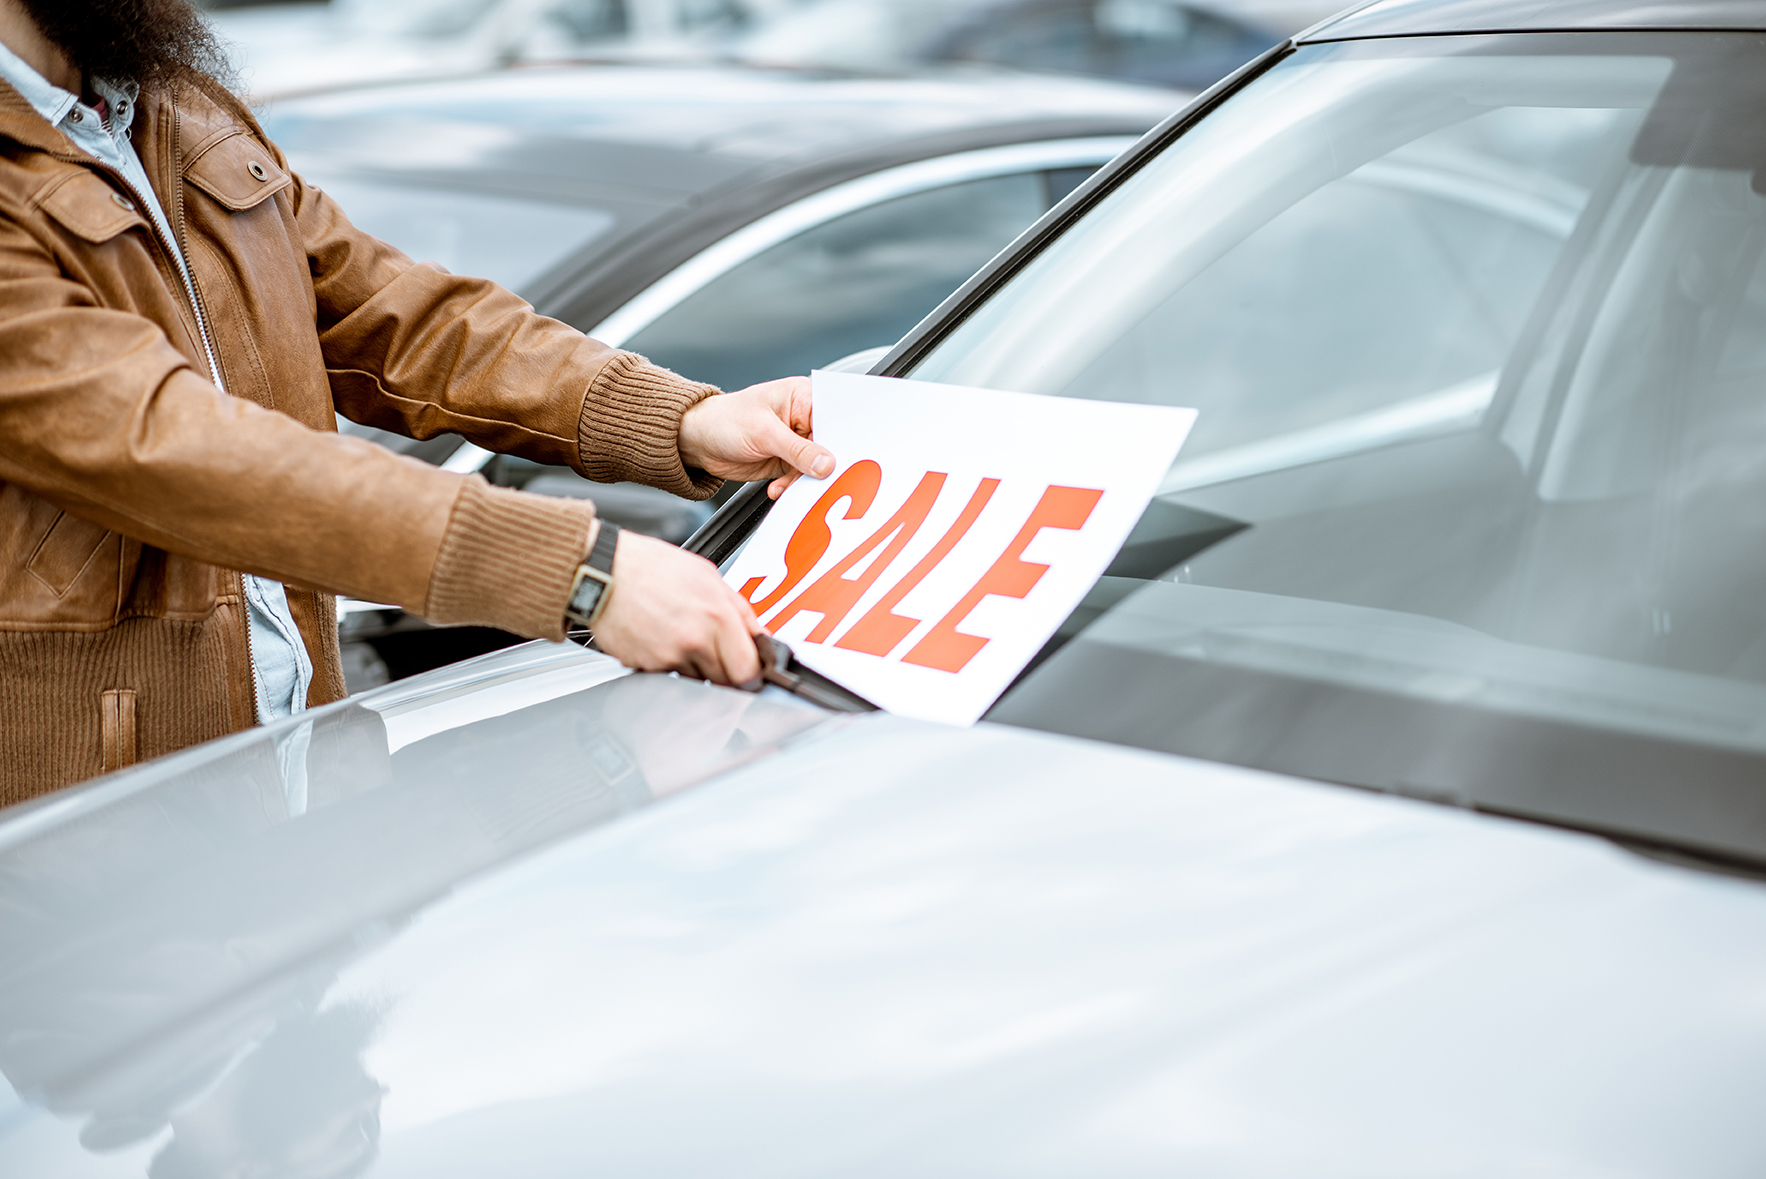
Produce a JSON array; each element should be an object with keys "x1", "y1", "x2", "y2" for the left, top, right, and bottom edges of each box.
[
  {"x1": 783, "y1": 375, "x2": 814, "y2": 437},
  {"x1": 713, "y1": 617, "x2": 762, "y2": 686},
  {"x1": 668, "y1": 591, "x2": 757, "y2": 686},
  {"x1": 592, "y1": 531, "x2": 766, "y2": 687},
  {"x1": 680, "y1": 603, "x2": 758, "y2": 685},
  {"x1": 754, "y1": 411, "x2": 833, "y2": 479},
  {"x1": 682, "y1": 375, "x2": 834, "y2": 484}
]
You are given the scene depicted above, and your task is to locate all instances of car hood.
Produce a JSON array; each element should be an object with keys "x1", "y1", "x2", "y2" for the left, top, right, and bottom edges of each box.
[{"x1": 1, "y1": 641, "x2": 1763, "y2": 1176}]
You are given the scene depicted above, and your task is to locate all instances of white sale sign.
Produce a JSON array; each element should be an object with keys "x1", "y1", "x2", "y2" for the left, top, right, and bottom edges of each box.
[{"x1": 725, "y1": 372, "x2": 1197, "y2": 725}]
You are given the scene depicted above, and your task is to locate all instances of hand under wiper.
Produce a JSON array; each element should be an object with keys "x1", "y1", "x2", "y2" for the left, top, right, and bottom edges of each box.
[{"x1": 748, "y1": 634, "x2": 879, "y2": 713}]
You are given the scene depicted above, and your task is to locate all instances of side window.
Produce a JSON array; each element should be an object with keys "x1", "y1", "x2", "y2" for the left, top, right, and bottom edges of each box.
[{"x1": 617, "y1": 170, "x2": 1067, "y2": 393}]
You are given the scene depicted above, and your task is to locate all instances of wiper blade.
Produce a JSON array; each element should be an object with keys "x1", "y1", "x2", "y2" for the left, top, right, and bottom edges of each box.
[
  {"x1": 1104, "y1": 499, "x2": 1248, "y2": 579},
  {"x1": 750, "y1": 634, "x2": 878, "y2": 713}
]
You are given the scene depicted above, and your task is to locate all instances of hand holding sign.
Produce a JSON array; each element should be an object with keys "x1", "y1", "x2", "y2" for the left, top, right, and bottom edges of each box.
[
  {"x1": 726, "y1": 373, "x2": 1197, "y2": 725},
  {"x1": 677, "y1": 376, "x2": 834, "y2": 498}
]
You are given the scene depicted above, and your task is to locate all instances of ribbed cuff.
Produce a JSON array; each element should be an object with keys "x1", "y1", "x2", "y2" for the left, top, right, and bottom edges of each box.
[
  {"x1": 424, "y1": 477, "x2": 596, "y2": 641},
  {"x1": 577, "y1": 352, "x2": 723, "y2": 500}
]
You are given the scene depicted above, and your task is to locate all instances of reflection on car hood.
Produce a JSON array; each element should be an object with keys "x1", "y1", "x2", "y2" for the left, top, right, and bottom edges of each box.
[{"x1": 1, "y1": 643, "x2": 1763, "y2": 1175}]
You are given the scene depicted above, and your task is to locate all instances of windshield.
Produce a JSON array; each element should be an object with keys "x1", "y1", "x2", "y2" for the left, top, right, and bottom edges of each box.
[{"x1": 907, "y1": 32, "x2": 1766, "y2": 862}]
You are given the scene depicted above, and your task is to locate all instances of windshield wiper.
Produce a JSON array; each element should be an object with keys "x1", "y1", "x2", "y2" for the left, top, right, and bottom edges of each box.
[
  {"x1": 750, "y1": 634, "x2": 878, "y2": 712},
  {"x1": 681, "y1": 488, "x2": 876, "y2": 712},
  {"x1": 1104, "y1": 500, "x2": 1249, "y2": 579}
]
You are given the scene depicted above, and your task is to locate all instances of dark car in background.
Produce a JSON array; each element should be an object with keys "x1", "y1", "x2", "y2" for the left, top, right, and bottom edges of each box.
[
  {"x1": 256, "y1": 64, "x2": 1177, "y2": 685},
  {"x1": 734, "y1": 0, "x2": 1282, "y2": 91}
]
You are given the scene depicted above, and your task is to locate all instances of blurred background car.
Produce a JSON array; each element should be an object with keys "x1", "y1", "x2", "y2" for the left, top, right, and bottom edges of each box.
[
  {"x1": 200, "y1": 0, "x2": 764, "y2": 98},
  {"x1": 252, "y1": 64, "x2": 1176, "y2": 686},
  {"x1": 730, "y1": 0, "x2": 1280, "y2": 91},
  {"x1": 197, "y1": 0, "x2": 1331, "y2": 100}
]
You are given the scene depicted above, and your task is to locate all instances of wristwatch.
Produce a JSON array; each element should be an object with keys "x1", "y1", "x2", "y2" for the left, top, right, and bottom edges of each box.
[{"x1": 564, "y1": 522, "x2": 620, "y2": 631}]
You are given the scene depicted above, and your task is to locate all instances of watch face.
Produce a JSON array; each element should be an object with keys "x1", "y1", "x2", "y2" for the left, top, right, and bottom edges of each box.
[{"x1": 569, "y1": 573, "x2": 607, "y2": 621}]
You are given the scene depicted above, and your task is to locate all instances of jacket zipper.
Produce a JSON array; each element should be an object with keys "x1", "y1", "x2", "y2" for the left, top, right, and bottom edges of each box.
[
  {"x1": 163, "y1": 111, "x2": 226, "y2": 399},
  {"x1": 162, "y1": 113, "x2": 260, "y2": 725},
  {"x1": 47, "y1": 116, "x2": 261, "y2": 724}
]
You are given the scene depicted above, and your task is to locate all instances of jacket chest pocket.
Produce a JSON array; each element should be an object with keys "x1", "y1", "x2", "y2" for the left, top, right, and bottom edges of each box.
[
  {"x1": 184, "y1": 132, "x2": 292, "y2": 212},
  {"x1": 38, "y1": 171, "x2": 151, "y2": 246}
]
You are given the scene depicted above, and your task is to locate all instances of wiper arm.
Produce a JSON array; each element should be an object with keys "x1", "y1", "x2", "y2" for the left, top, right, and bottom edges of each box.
[
  {"x1": 678, "y1": 486, "x2": 874, "y2": 712},
  {"x1": 750, "y1": 634, "x2": 879, "y2": 713},
  {"x1": 1104, "y1": 499, "x2": 1248, "y2": 579}
]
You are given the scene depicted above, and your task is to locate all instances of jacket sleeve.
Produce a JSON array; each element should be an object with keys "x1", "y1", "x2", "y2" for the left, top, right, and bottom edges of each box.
[
  {"x1": 287, "y1": 164, "x2": 724, "y2": 501},
  {"x1": 0, "y1": 212, "x2": 598, "y2": 642}
]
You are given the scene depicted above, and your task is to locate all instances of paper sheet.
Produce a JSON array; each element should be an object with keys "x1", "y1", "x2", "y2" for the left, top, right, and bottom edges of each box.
[{"x1": 725, "y1": 372, "x2": 1197, "y2": 725}]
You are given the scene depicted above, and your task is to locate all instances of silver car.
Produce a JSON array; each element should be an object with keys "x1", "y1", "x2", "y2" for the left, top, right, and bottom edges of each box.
[{"x1": 7, "y1": 1, "x2": 1766, "y2": 1174}]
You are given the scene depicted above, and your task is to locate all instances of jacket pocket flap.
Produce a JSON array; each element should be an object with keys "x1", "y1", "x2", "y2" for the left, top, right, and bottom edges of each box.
[
  {"x1": 185, "y1": 133, "x2": 291, "y2": 212},
  {"x1": 27, "y1": 509, "x2": 112, "y2": 598},
  {"x1": 38, "y1": 173, "x2": 149, "y2": 245}
]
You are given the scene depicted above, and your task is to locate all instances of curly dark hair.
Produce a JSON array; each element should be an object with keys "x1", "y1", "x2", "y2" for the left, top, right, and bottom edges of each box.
[{"x1": 18, "y1": 0, "x2": 234, "y2": 88}]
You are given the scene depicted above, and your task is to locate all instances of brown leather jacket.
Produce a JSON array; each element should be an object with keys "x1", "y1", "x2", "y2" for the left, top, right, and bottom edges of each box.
[{"x1": 0, "y1": 73, "x2": 719, "y2": 804}]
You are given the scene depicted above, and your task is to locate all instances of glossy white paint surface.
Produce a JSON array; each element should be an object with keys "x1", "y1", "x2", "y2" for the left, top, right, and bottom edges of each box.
[
  {"x1": 3, "y1": 664, "x2": 1763, "y2": 1175},
  {"x1": 343, "y1": 723, "x2": 1766, "y2": 1177}
]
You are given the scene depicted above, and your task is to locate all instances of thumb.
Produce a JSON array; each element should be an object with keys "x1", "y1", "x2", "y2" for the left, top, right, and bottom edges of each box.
[{"x1": 758, "y1": 413, "x2": 834, "y2": 479}]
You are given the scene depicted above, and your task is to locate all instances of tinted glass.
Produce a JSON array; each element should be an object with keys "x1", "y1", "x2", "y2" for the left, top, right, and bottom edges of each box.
[
  {"x1": 939, "y1": 0, "x2": 1274, "y2": 89},
  {"x1": 543, "y1": 0, "x2": 630, "y2": 40},
  {"x1": 619, "y1": 171, "x2": 1053, "y2": 392},
  {"x1": 908, "y1": 34, "x2": 1766, "y2": 860}
]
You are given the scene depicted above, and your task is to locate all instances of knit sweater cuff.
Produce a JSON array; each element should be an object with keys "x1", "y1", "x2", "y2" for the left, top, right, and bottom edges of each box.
[
  {"x1": 577, "y1": 351, "x2": 723, "y2": 501},
  {"x1": 424, "y1": 477, "x2": 596, "y2": 641}
]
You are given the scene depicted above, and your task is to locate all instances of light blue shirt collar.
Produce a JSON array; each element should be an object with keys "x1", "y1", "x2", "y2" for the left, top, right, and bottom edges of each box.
[
  {"x1": 0, "y1": 37, "x2": 79, "y2": 126},
  {"x1": 0, "y1": 37, "x2": 139, "y2": 140}
]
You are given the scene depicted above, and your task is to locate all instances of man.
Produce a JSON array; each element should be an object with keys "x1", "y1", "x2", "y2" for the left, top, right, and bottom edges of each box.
[{"x1": 0, "y1": 0, "x2": 834, "y2": 802}]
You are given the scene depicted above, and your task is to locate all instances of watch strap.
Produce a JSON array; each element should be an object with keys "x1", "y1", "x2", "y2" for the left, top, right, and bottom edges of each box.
[
  {"x1": 565, "y1": 522, "x2": 620, "y2": 630},
  {"x1": 587, "y1": 519, "x2": 619, "y2": 575}
]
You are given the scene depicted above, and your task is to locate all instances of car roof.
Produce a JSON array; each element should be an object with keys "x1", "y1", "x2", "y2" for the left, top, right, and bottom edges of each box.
[
  {"x1": 1301, "y1": 0, "x2": 1766, "y2": 40},
  {"x1": 263, "y1": 63, "x2": 1177, "y2": 317},
  {"x1": 263, "y1": 63, "x2": 1173, "y2": 195}
]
